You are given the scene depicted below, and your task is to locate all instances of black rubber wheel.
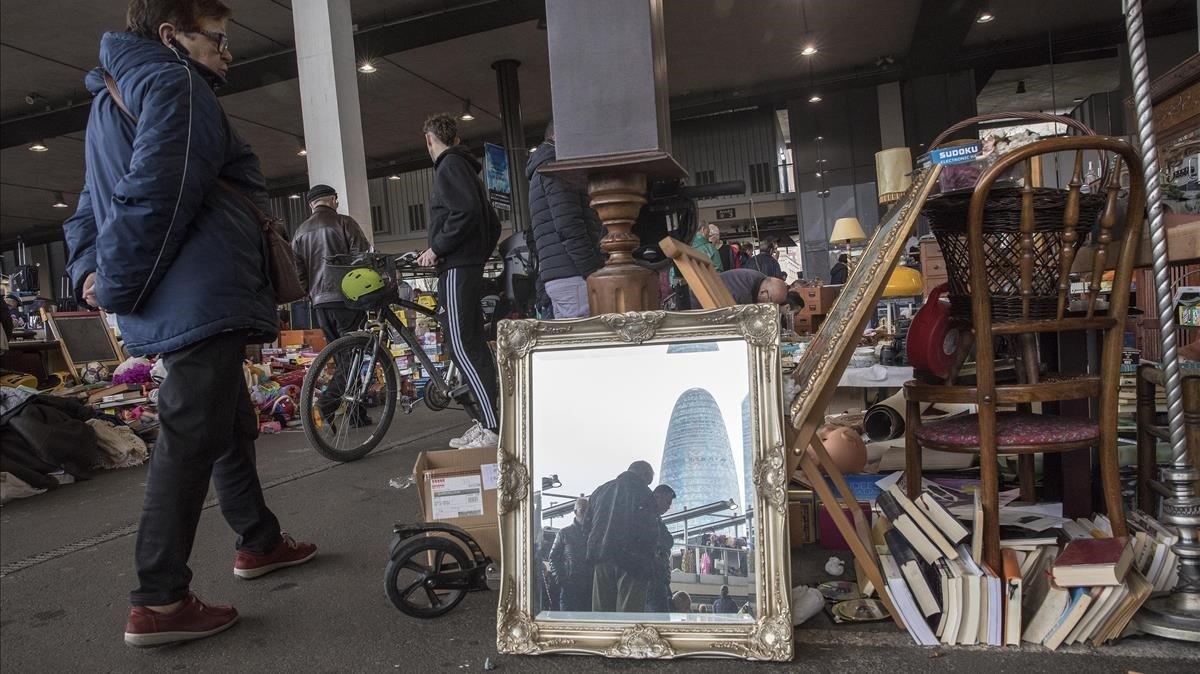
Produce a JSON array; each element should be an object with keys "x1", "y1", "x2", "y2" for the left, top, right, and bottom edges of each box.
[
  {"x1": 385, "y1": 536, "x2": 472, "y2": 618},
  {"x1": 300, "y1": 334, "x2": 397, "y2": 462}
]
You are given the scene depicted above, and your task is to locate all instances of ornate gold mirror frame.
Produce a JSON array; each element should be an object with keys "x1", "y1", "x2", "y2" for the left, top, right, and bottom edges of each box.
[{"x1": 494, "y1": 305, "x2": 792, "y2": 660}]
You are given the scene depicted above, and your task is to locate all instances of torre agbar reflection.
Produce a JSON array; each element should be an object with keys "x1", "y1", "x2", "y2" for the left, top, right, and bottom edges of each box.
[{"x1": 658, "y1": 388, "x2": 741, "y2": 526}]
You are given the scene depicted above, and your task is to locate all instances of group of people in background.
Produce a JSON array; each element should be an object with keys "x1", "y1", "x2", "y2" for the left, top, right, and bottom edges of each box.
[{"x1": 543, "y1": 461, "x2": 679, "y2": 614}]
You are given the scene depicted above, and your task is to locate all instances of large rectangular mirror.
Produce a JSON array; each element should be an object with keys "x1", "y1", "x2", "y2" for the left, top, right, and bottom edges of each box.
[{"x1": 495, "y1": 307, "x2": 792, "y2": 660}]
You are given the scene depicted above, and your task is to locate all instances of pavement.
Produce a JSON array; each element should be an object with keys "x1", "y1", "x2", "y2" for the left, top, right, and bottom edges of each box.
[{"x1": 2, "y1": 406, "x2": 1198, "y2": 673}]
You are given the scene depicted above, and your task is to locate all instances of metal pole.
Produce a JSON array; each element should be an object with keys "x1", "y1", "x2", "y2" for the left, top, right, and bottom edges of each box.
[
  {"x1": 492, "y1": 59, "x2": 530, "y2": 233},
  {"x1": 1125, "y1": 0, "x2": 1200, "y2": 642}
]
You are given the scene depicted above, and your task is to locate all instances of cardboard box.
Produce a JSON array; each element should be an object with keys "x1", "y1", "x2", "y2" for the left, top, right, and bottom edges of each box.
[
  {"x1": 279, "y1": 329, "x2": 326, "y2": 352},
  {"x1": 413, "y1": 446, "x2": 501, "y2": 561},
  {"x1": 788, "y1": 489, "x2": 816, "y2": 547}
]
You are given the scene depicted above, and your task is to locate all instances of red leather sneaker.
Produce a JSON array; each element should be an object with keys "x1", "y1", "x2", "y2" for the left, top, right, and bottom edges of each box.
[
  {"x1": 124, "y1": 594, "x2": 238, "y2": 647},
  {"x1": 234, "y1": 533, "x2": 317, "y2": 579}
]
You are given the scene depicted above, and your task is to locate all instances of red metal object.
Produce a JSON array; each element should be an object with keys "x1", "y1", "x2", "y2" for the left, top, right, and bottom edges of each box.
[{"x1": 907, "y1": 283, "x2": 960, "y2": 379}]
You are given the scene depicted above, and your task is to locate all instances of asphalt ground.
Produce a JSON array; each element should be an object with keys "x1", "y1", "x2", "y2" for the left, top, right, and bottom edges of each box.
[{"x1": 2, "y1": 406, "x2": 1197, "y2": 673}]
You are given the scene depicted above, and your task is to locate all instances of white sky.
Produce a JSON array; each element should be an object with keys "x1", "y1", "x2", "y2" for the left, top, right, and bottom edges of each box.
[{"x1": 531, "y1": 340, "x2": 750, "y2": 521}]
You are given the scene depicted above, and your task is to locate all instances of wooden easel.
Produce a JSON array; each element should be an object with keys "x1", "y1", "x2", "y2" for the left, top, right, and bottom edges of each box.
[{"x1": 665, "y1": 164, "x2": 942, "y2": 630}]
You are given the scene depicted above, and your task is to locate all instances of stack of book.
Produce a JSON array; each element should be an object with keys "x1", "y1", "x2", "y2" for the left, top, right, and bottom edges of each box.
[
  {"x1": 876, "y1": 486, "x2": 1162, "y2": 649},
  {"x1": 86, "y1": 383, "x2": 149, "y2": 410},
  {"x1": 1023, "y1": 534, "x2": 1152, "y2": 649},
  {"x1": 1128, "y1": 509, "x2": 1181, "y2": 592},
  {"x1": 1117, "y1": 375, "x2": 1165, "y2": 416}
]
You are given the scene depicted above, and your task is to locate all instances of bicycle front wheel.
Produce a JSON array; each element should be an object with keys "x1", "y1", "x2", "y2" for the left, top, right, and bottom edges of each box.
[{"x1": 300, "y1": 334, "x2": 397, "y2": 462}]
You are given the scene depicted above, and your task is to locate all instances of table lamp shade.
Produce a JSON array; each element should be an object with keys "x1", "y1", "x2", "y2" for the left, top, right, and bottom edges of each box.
[
  {"x1": 875, "y1": 147, "x2": 913, "y2": 205},
  {"x1": 830, "y1": 217, "x2": 867, "y2": 245}
]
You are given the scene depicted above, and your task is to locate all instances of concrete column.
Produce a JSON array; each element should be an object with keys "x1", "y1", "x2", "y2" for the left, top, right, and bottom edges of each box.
[
  {"x1": 293, "y1": 0, "x2": 372, "y2": 245},
  {"x1": 492, "y1": 59, "x2": 529, "y2": 232}
]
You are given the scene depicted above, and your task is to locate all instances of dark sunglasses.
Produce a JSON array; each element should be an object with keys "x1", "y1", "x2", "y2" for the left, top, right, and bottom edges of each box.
[{"x1": 186, "y1": 28, "x2": 230, "y2": 54}]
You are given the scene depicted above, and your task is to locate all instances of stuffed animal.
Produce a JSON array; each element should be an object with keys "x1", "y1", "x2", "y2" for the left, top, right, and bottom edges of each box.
[{"x1": 81, "y1": 361, "x2": 111, "y2": 384}]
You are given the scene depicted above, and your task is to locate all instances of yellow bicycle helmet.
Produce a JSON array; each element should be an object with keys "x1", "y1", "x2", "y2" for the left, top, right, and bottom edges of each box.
[{"x1": 340, "y1": 267, "x2": 394, "y2": 310}]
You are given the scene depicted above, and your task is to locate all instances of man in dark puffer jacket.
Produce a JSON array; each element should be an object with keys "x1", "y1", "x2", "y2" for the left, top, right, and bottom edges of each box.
[
  {"x1": 63, "y1": 0, "x2": 315, "y2": 647},
  {"x1": 526, "y1": 120, "x2": 605, "y2": 318}
]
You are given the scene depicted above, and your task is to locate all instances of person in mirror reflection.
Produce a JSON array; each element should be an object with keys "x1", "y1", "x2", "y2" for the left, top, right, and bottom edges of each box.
[
  {"x1": 829, "y1": 254, "x2": 849, "y2": 285},
  {"x1": 644, "y1": 484, "x2": 677, "y2": 612},
  {"x1": 548, "y1": 497, "x2": 592, "y2": 612},
  {"x1": 587, "y1": 461, "x2": 659, "y2": 612},
  {"x1": 671, "y1": 591, "x2": 692, "y2": 613},
  {"x1": 713, "y1": 585, "x2": 739, "y2": 613}
]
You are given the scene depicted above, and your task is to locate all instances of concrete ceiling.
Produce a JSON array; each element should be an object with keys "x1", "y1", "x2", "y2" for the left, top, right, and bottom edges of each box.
[{"x1": 1, "y1": 0, "x2": 1196, "y2": 246}]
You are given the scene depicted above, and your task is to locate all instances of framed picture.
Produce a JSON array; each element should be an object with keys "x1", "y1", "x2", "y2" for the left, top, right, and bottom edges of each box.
[{"x1": 494, "y1": 305, "x2": 792, "y2": 661}]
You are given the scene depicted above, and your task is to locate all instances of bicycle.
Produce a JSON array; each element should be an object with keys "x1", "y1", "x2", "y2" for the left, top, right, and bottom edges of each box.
[{"x1": 299, "y1": 252, "x2": 476, "y2": 462}]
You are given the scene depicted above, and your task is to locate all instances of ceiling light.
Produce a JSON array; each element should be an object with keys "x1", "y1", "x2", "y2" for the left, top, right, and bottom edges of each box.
[
  {"x1": 801, "y1": 45, "x2": 818, "y2": 56},
  {"x1": 814, "y1": 136, "x2": 824, "y2": 141},
  {"x1": 28, "y1": 140, "x2": 48, "y2": 152},
  {"x1": 977, "y1": 11, "x2": 995, "y2": 23},
  {"x1": 1073, "y1": 97, "x2": 1084, "y2": 103},
  {"x1": 357, "y1": 60, "x2": 377, "y2": 74},
  {"x1": 460, "y1": 100, "x2": 475, "y2": 122},
  {"x1": 1015, "y1": 80, "x2": 1027, "y2": 94},
  {"x1": 289, "y1": 193, "x2": 301, "y2": 199},
  {"x1": 808, "y1": 94, "x2": 822, "y2": 103},
  {"x1": 297, "y1": 147, "x2": 307, "y2": 156},
  {"x1": 815, "y1": 171, "x2": 822, "y2": 178},
  {"x1": 529, "y1": 146, "x2": 538, "y2": 152},
  {"x1": 52, "y1": 191, "x2": 69, "y2": 208},
  {"x1": 295, "y1": 136, "x2": 307, "y2": 156},
  {"x1": 388, "y1": 174, "x2": 401, "y2": 180}
]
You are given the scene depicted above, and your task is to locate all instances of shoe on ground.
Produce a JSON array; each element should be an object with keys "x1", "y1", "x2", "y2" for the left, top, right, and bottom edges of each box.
[
  {"x1": 461, "y1": 428, "x2": 499, "y2": 449},
  {"x1": 124, "y1": 594, "x2": 238, "y2": 647},
  {"x1": 449, "y1": 421, "x2": 483, "y2": 449},
  {"x1": 234, "y1": 533, "x2": 317, "y2": 579}
]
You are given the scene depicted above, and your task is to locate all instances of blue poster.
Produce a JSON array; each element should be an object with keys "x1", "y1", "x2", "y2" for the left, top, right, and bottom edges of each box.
[{"x1": 484, "y1": 143, "x2": 511, "y2": 210}]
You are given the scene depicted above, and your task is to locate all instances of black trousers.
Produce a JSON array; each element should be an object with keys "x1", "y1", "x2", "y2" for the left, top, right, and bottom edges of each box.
[
  {"x1": 438, "y1": 266, "x2": 500, "y2": 431},
  {"x1": 314, "y1": 303, "x2": 365, "y2": 344},
  {"x1": 130, "y1": 331, "x2": 281, "y2": 606}
]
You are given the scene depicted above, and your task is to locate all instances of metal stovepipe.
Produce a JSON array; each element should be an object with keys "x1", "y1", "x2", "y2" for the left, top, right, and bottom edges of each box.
[{"x1": 1124, "y1": 0, "x2": 1200, "y2": 641}]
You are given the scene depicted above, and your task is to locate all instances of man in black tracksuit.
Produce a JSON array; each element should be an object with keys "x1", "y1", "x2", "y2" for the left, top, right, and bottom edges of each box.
[{"x1": 417, "y1": 113, "x2": 502, "y2": 447}]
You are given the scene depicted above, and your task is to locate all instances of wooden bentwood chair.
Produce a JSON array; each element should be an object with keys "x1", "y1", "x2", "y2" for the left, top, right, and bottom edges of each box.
[{"x1": 903, "y1": 136, "x2": 1146, "y2": 571}]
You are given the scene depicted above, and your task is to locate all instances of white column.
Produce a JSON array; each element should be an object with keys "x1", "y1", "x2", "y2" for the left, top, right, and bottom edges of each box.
[{"x1": 292, "y1": 0, "x2": 372, "y2": 245}]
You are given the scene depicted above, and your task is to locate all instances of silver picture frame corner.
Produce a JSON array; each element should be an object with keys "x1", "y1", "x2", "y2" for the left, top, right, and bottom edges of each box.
[{"x1": 494, "y1": 306, "x2": 793, "y2": 661}]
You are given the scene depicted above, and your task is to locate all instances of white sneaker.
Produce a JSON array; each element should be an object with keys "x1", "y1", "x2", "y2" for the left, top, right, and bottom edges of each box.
[
  {"x1": 449, "y1": 422, "x2": 483, "y2": 449},
  {"x1": 461, "y1": 428, "x2": 499, "y2": 449}
]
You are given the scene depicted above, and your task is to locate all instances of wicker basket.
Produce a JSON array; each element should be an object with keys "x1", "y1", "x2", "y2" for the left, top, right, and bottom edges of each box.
[{"x1": 921, "y1": 112, "x2": 1105, "y2": 323}]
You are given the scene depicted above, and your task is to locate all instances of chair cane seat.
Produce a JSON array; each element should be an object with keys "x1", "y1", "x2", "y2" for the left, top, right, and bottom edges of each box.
[{"x1": 915, "y1": 412, "x2": 1099, "y2": 452}]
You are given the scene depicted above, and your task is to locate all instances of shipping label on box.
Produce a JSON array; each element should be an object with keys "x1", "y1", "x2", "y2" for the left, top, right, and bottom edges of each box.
[{"x1": 429, "y1": 474, "x2": 484, "y2": 519}]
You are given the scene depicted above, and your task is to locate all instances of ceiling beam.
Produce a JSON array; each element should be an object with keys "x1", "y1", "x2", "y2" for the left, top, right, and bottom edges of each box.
[
  {"x1": 669, "y1": 5, "x2": 1195, "y2": 121},
  {"x1": 905, "y1": 0, "x2": 985, "y2": 72},
  {"x1": 0, "y1": 0, "x2": 544, "y2": 149}
]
